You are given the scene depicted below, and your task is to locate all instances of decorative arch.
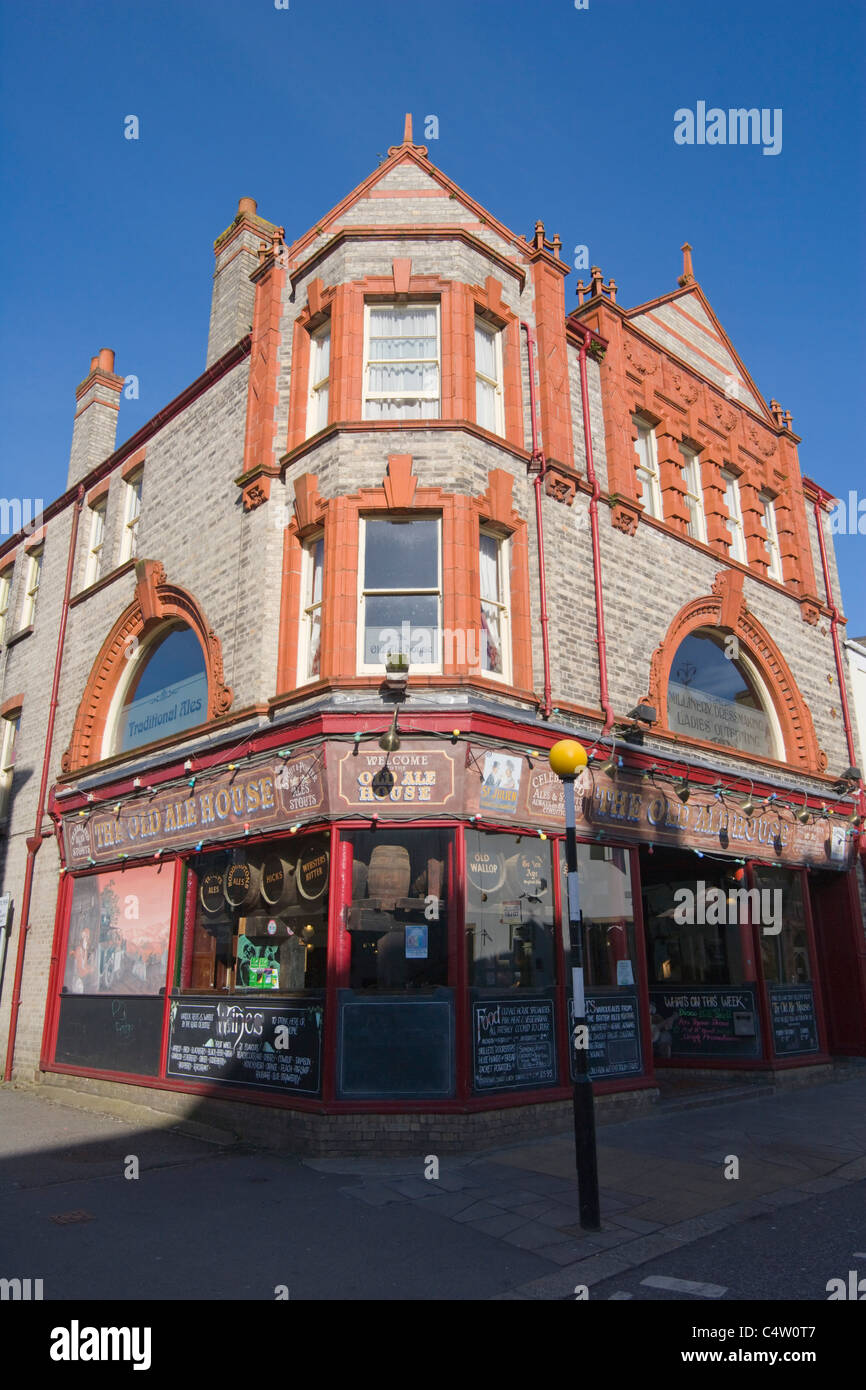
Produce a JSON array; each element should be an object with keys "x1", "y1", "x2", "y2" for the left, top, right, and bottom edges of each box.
[
  {"x1": 642, "y1": 568, "x2": 827, "y2": 772},
  {"x1": 62, "y1": 560, "x2": 233, "y2": 772}
]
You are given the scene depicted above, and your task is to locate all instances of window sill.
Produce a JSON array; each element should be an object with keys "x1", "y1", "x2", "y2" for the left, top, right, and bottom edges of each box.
[
  {"x1": 70, "y1": 559, "x2": 136, "y2": 607},
  {"x1": 5, "y1": 625, "x2": 33, "y2": 648}
]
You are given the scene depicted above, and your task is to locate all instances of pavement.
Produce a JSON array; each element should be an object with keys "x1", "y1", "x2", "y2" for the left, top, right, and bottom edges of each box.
[{"x1": 2, "y1": 1069, "x2": 866, "y2": 1300}]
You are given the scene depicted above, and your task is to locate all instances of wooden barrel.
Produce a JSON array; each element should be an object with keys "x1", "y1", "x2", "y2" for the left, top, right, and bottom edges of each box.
[
  {"x1": 352, "y1": 857, "x2": 369, "y2": 900},
  {"x1": 367, "y1": 844, "x2": 411, "y2": 907},
  {"x1": 260, "y1": 854, "x2": 298, "y2": 909},
  {"x1": 223, "y1": 859, "x2": 261, "y2": 911}
]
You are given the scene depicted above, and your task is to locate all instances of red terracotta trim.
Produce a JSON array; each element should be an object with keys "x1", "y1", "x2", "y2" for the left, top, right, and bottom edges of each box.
[
  {"x1": 86, "y1": 478, "x2": 111, "y2": 507},
  {"x1": 0, "y1": 693, "x2": 24, "y2": 718}
]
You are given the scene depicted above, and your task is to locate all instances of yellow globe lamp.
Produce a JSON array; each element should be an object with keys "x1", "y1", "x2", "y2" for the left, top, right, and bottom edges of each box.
[{"x1": 548, "y1": 739, "x2": 589, "y2": 779}]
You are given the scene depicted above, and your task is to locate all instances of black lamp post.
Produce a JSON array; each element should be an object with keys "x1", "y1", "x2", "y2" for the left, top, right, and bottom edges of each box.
[{"x1": 549, "y1": 738, "x2": 601, "y2": 1231}]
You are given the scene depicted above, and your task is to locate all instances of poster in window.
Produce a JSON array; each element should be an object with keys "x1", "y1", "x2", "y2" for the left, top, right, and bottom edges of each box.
[{"x1": 64, "y1": 865, "x2": 174, "y2": 996}]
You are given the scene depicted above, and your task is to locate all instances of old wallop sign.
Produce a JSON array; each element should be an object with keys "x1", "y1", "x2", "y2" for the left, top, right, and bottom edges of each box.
[{"x1": 62, "y1": 752, "x2": 325, "y2": 866}]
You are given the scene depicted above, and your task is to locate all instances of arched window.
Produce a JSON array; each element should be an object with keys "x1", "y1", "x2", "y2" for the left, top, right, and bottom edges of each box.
[
  {"x1": 666, "y1": 628, "x2": 781, "y2": 758},
  {"x1": 108, "y1": 623, "x2": 209, "y2": 756}
]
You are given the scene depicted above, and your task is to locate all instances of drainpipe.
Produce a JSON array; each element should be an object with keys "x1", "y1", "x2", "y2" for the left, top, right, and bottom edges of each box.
[
  {"x1": 4, "y1": 484, "x2": 85, "y2": 1081},
  {"x1": 576, "y1": 326, "x2": 615, "y2": 736},
  {"x1": 521, "y1": 321, "x2": 553, "y2": 719},
  {"x1": 811, "y1": 487, "x2": 866, "y2": 849}
]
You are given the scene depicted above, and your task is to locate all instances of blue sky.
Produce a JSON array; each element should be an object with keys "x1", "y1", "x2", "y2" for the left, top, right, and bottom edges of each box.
[{"x1": 1, "y1": 0, "x2": 863, "y2": 630}]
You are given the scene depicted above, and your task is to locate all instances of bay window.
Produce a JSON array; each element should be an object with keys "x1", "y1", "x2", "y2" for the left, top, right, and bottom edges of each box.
[
  {"x1": 479, "y1": 529, "x2": 511, "y2": 679},
  {"x1": 299, "y1": 534, "x2": 324, "y2": 681},
  {"x1": 363, "y1": 304, "x2": 440, "y2": 419},
  {"x1": 475, "y1": 317, "x2": 504, "y2": 434},
  {"x1": 358, "y1": 516, "x2": 441, "y2": 671},
  {"x1": 306, "y1": 322, "x2": 330, "y2": 436}
]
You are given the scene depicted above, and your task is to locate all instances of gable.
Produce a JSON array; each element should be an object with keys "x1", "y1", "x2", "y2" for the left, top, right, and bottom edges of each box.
[{"x1": 629, "y1": 288, "x2": 768, "y2": 418}]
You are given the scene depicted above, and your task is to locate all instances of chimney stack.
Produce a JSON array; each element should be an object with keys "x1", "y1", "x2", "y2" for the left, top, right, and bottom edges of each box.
[
  {"x1": 67, "y1": 348, "x2": 124, "y2": 487},
  {"x1": 206, "y1": 197, "x2": 277, "y2": 367}
]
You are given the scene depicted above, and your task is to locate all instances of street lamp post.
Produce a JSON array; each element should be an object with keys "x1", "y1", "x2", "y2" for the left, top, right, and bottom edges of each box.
[{"x1": 549, "y1": 739, "x2": 601, "y2": 1231}]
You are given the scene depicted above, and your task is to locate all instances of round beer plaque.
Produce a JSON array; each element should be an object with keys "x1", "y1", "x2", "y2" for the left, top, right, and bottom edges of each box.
[
  {"x1": 297, "y1": 846, "x2": 329, "y2": 901},
  {"x1": 199, "y1": 871, "x2": 225, "y2": 915}
]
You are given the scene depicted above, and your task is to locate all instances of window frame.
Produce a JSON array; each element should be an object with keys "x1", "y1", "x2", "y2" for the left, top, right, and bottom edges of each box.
[
  {"x1": 0, "y1": 709, "x2": 21, "y2": 820},
  {"x1": 306, "y1": 320, "x2": 331, "y2": 437},
  {"x1": 721, "y1": 469, "x2": 747, "y2": 563},
  {"x1": 680, "y1": 444, "x2": 707, "y2": 543},
  {"x1": 356, "y1": 514, "x2": 443, "y2": 675},
  {"x1": 0, "y1": 565, "x2": 12, "y2": 644},
  {"x1": 19, "y1": 547, "x2": 42, "y2": 630},
  {"x1": 100, "y1": 621, "x2": 208, "y2": 759},
  {"x1": 760, "y1": 492, "x2": 784, "y2": 581},
  {"x1": 479, "y1": 527, "x2": 512, "y2": 683},
  {"x1": 633, "y1": 419, "x2": 663, "y2": 519},
  {"x1": 475, "y1": 316, "x2": 505, "y2": 436},
  {"x1": 298, "y1": 531, "x2": 325, "y2": 684},
  {"x1": 120, "y1": 469, "x2": 143, "y2": 564},
  {"x1": 362, "y1": 301, "x2": 441, "y2": 420},
  {"x1": 83, "y1": 500, "x2": 107, "y2": 589}
]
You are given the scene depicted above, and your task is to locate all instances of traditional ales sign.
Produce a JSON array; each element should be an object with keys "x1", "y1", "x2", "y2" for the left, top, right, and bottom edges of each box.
[{"x1": 331, "y1": 744, "x2": 460, "y2": 814}]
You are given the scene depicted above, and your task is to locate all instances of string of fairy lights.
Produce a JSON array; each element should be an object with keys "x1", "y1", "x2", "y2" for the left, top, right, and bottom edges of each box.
[{"x1": 55, "y1": 718, "x2": 864, "y2": 876}]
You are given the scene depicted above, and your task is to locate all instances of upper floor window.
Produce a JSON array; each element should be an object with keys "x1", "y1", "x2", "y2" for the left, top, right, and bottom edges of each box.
[
  {"x1": 0, "y1": 566, "x2": 12, "y2": 644},
  {"x1": 0, "y1": 709, "x2": 21, "y2": 820},
  {"x1": 680, "y1": 445, "x2": 707, "y2": 543},
  {"x1": 120, "y1": 469, "x2": 143, "y2": 563},
  {"x1": 84, "y1": 501, "x2": 106, "y2": 588},
  {"x1": 633, "y1": 419, "x2": 662, "y2": 519},
  {"x1": 299, "y1": 534, "x2": 324, "y2": 682},
  {"x1": 761, "y1": 493, "x2": 784, "y2": 581},
  {"x1": 19, "y1": 547, "x2": 42, "y2": 630},
  {"x1": 721, "y1": 469, "x2": 746, "y2": 563},
  {"x1": 106, "y1": 623, "x2": 208, "y2": 755},
  {"x1": 363, "y1": 305, "x2": 440, "y2": 420},
  {"x1": 480, "y1": 530, "x2": 511, "y2": 680},
  {"x1": 667, "y1": 629, "x2": 778, "y2": 758},
  {"x1": 358, "y1": 516, "x2": 441, "y2": 672},
  {"x1": 306, "y1": 322, "x2": 330, "y2": 436},
  {"x1": 475, "y1": 318, "x2": 504, "y2": 435}
]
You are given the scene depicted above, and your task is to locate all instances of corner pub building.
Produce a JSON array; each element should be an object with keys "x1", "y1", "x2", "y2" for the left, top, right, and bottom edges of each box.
[{"x1": 1, "y1": 118, "x2": 864, "y2": 1154}]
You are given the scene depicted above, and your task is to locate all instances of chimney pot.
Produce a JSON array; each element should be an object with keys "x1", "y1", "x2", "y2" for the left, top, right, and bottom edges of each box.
[
  {"x1": 97, "y1": 347, "x2": 116, "y2": 374},
  {"x1": 89, "y1": 355, "x2": 99, "y2": 373},
  {"x1": 238, "y1": 196, "x2": 257, "y2": 217}
]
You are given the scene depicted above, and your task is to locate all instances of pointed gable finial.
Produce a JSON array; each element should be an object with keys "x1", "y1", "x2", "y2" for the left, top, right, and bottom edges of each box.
[
  {"x1": 678, "y1": 242, "x2": 695, "y2": 287},
  {"x1": 403, "y1": 112, "x2": 413, "y2": 144}
]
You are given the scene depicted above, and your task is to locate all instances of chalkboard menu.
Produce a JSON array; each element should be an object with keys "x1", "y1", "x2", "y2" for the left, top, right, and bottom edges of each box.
[
  {"x1": 54, "y1": 995, "x2": 164, "y2": 1076},
  {"x1": 649, "y1": 987, "x2": 761, "y2": 1059},
  {"x1": 337, "y1": 990, "x2": 454, "y2": 1098},
  {"x1": 471, "y1": 994, "x2": 558, "y2": 1092},
  {"x1": 167, "y1": 996, "x2": 322, "y2": 1094},
  {"x1": 769, "y1": 985, "x2": 819, "y2": 1056},
  {"x1": 568, "y1": 992, "x2": 643, "y2": 1081}
]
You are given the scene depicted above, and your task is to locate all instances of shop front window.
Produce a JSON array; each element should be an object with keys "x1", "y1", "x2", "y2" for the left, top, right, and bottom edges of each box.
[
  {"x1": 187, "y1": 834, "x2": 329, "y2": 993},
  {"x1": 64, "y1": 865, "x2": 173, "y2": 996},
  {"x1": 642, "y1": 849, "x2": 745, "y2": 987},
  {"x1": 754, "y1": 865, "x2": 811, "y2": 985},
  {"x1": 343, "y1": 828, "x2": 452, "y2": 991},
  {"x1": 667, "y1": 628, "x2": 778, "y2": 758},
  {"x1": 559, "y1": 841, "x2": 636, "y2": 988},
  {"x1": 466, "y1": 830, "x2": 556, "y2": 989}
]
